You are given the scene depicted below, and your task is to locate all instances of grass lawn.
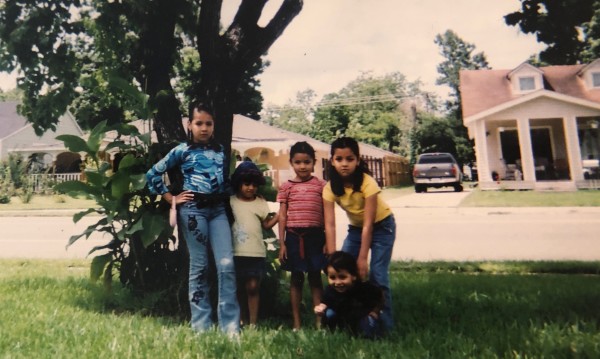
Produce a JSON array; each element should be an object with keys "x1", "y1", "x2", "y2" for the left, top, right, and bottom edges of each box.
[
  {"x1": 1, "y1": 259, "x2": 599, "y2": 358},
  {"x1": 461, "y1": 188, "x2": 600, "y2": 207},
  {"x1": 0, "y1": 195, "x2": 96, "y2": 212}
]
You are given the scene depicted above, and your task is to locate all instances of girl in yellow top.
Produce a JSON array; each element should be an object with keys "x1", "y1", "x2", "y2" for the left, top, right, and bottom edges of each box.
[{"x1": 322, "y1": 137, "x2": 396, "y2": 333}]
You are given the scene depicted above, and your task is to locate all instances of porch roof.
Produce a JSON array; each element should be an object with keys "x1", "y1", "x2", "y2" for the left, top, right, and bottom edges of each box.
[{"x1": 460, "y1": 64, "x2": 600, "y2": 119}]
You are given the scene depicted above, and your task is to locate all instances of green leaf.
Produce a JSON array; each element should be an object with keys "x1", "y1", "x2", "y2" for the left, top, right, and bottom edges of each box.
[
  {"x1": 55, "y1": 180, "x2": 101, "y2": 198},
  {"x1": 90, "y1": 254, "x2": 112, "y2": 282},
  {"x1": 73, "y1": 208, "x2": 97, "y2": 223},
  {"x1": 118, "y1": 153, "x2": 136, "y2": 170},
  {"x1": 129, "y1": 174, "x2": 147, "y2": 190},
  {"x1": 141, "y1": 213, "x2": 170, "y2": 248},
  {"x1": 56, "y1": 135, "x2": 91, "y2": 154},
  {"x1": 84, "y1": 171, "x2": 105, "y2": 188},
  {"x1": 105, "y1": 140, "x2": 127, "y2": 153},
  {"x1": 110, "y1": 171, "x2": 130, "y2": 199},
  {"x1": 87, "y1": 120, "x2": 108, "y2": 153}
]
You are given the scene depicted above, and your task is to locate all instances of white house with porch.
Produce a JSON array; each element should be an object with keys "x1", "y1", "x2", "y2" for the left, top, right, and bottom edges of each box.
[
  {"x1": 0, "y1": 101, "x2": 84, "y2": 189},
  {"x1": 460, "y1": 60, "x2": 600, "y2": 191}
]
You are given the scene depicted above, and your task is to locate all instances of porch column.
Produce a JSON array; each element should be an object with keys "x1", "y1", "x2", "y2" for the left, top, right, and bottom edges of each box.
[
  {"x1": 516, "y1": 117, "x2": 536, "y2": 181},
  {"x1": 472, "y1": 120, "x2": 492, "y2": 182},
  {"x1": 563, "y1": 116, "x2": 584, "y2": 180}
]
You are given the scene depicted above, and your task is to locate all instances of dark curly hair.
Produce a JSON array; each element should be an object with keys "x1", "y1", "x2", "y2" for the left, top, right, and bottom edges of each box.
[{"x1": 231, "y1": 161, "x2": 266, "y2": 192}]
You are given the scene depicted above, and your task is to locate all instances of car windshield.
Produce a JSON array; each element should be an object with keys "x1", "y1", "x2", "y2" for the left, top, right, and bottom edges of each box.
[{"x1": 418, "y1": 155, "x2": 453, "y2": 164}]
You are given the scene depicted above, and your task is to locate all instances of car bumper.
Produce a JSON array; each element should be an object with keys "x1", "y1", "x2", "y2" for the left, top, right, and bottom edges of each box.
[{"x1": 413, "y1": 177, "x2": 460, "y2": 185}]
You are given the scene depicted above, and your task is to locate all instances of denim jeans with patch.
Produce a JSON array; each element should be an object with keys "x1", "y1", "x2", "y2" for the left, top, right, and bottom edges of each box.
[
  {"x1": 179, "y1": 201, "x2": 240, "y2": 335},
  {"x1": 342, "y1": 215, "x2": 396, "y2": 332}
]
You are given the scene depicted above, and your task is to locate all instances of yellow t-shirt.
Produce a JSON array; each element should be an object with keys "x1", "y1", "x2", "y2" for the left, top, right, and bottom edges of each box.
[{"x1": 322, "y1": 174, "x2": 392, "y2": 227}]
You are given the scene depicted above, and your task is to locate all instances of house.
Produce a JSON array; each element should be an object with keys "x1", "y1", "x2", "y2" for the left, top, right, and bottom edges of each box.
[
  {"x1": 1, "y1": 99, "x2": 410, "y2": 189},
  {"x1": 123, "y1": 115, "x2": 410, "y2": 188},
  {"x1": 0, "y1": 101, "x2": 84, "y2": 184},
  {"x1": 231, "y1": 115, "x2": 410, "y2": 188},
  {"x1": 460, "y1": 60, "x2": 600, "y2": 190}
]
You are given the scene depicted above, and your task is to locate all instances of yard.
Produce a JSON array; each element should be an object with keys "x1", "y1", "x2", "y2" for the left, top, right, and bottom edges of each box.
[{"x1": 0, "y1": 259, "x2": 599, "y2": 358}]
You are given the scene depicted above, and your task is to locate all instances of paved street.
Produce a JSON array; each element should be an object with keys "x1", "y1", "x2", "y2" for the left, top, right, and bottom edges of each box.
[{"x1": 1, "y1": 189, "x2": 600, "y2": 261}]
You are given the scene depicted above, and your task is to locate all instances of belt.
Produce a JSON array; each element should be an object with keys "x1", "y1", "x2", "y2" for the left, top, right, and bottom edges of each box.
[{"x1": 192, "y1": 192, "x2": 229, "y2": 208}]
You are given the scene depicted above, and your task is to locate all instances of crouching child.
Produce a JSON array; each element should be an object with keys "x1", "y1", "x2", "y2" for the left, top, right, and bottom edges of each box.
[{"x1": 314, "y1": 251, "x2": 384, "y2": 338}]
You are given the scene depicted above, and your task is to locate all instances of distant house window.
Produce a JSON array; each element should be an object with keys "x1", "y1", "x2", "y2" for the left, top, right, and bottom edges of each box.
[
  {"x1": 592, "y1": 72, "x2": 600, "y2": 87},
  {"x1": 519, "y1": 76, "x2": 536, "y2": 91}
]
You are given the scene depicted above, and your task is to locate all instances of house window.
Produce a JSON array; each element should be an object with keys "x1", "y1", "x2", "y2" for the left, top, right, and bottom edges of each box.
[
  {"x1": 592, "y1": 72, "x2": 600, "y2": 88},
  {"x1": 519, "y1": 76, "x2": 536, "y2": 91}
]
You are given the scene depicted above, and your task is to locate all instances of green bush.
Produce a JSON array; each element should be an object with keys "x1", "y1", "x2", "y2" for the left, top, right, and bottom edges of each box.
[{"x1": 0, "y1": 166, "x2": 14, "y2": 204}]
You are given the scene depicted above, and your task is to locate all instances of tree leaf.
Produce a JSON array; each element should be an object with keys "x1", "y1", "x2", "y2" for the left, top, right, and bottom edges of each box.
[
  {"x1": 56, "y1": 134, "x2": 90, "y2": 154},
  {"x1": 141, "y1": 213, "x2": 170, "y2": 248},
  {"x1": 90, "y1": 254, "x2": 112, "y2": 282}
]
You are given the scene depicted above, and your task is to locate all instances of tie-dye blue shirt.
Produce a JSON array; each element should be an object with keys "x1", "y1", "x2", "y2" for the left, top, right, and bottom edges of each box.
[{"x1": 146, "y1": 142, "x2": 227, "y2": 195}]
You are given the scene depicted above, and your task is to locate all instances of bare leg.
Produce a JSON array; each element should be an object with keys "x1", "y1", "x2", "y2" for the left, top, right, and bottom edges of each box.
[
  {"x1": 246, "y1": 277, "x2": 261, "y2": 325},
  {"x1": 290, "y1": 271, "x2": 305, "y2": 330},
  {"x1": 307, "y1": 270, "x2": 324, "y2": 328},
  {"x1": 236, "y1": 279, "x2": 248, "y2": 327}
]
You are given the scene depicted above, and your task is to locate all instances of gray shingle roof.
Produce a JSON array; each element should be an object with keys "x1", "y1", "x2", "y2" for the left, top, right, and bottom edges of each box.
[{"x1": 0, "y1": 101, "x2": 28, "y2": 139}]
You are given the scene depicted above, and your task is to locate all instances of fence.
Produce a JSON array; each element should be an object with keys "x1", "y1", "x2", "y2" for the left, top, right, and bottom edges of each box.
[{"x1": 28, "y1": 173, "x2": 83, "y2": 193}]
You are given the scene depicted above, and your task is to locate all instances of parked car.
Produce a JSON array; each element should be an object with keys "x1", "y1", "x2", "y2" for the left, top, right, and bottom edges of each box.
[{"x1": 412, "y1": 152, "x2": 463, "y2": 193}]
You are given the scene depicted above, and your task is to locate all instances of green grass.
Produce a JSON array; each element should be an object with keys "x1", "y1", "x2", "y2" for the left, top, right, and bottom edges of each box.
[
  {"x1": 0, "y1": 195, "x2": 96, "y2": 212},
  {"x1": 1, "y1": 259, "x2": 599, "y2": 358},
  {"x1": 461, "y1": 189, "x2": 600, "y2": 207}
]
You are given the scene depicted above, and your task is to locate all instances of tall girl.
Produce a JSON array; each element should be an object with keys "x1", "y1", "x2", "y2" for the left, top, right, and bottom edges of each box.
[
  {"x1": 277, "y1": 141, "x2": 327, "y2": 330},
  {"x1": 322, "y1": 137, "x2": 396, "y2": 332},
  {"x1": 146, "y1": 101, "x2": 240, "y2": 336}
]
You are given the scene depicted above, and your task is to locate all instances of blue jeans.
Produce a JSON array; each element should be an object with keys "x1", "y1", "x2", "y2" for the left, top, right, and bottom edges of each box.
[
  {"x1": 178, "y1": 201, "x2": 240, "y2": 335},
  {"x1": 342, "y1": 215, "x2": 396, "y2": 331}
]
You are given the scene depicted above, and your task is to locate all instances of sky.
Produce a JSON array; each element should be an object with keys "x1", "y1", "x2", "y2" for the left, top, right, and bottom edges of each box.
[
  {"x1": 0, "y1": 0, "x2": 546, "y2": 106},
  {"x1": 228, "y1": 0, "x2": 547, "y2": 105}
]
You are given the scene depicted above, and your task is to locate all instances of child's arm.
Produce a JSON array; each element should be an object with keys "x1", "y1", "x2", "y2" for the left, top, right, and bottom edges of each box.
[
  {"x1": 367, "y1": 283, "x2": 385, "y2": 319},
  {"x1": 357, "y1": 194, "x2": 378, "y2": 280},
  {"x1": 261, "y1": 212, "x2": 279, "y2": 229},
  {"x1": 314, "y1": 303, "x2": 328, "y2": 316},
  {"x1": 277, "y1": 202, "x2": 288, "y2": 262},
  {"x1": 323, "y1": 199, "x2": 337, "y2": 254}
]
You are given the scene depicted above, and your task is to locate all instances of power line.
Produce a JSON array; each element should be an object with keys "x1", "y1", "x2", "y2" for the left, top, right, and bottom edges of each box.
[{"x1": 266, "y1": 93, "x2": 419, "y2": 112}]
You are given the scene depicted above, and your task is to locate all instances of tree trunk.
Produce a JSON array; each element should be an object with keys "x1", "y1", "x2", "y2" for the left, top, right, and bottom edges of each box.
[{"x1": 196, "y1": 0, "x2": 303, "y2": 175}]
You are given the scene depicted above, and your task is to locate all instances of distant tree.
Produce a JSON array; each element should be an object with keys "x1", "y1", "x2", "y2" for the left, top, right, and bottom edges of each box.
[
  {"x1": 262, "y1": 89, "x2": 315, "y2": 135},
  {"x1": 435, "y1": 30, "x2": 489, "y2": 116},
  {"x1": 504, "y1": 0, "x2": 597, "y2": 64},
  {"x1": 412, "y1": 113, "x2": 457, "y2": 158},
  {"x1": 0, "y1": 0, "x2": 302, "y2": 163},
  {"x1": 311, "y1": 72, "x2": 435, "y2": 153},
  {"x1": 0, "y1": 87, "x2": 22, "y2": 101},
  {"x1": 434, "y1": 30, "x2": 489, "y2": 166}
]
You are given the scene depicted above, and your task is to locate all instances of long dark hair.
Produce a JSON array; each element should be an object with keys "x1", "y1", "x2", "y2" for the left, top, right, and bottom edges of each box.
[
  {"x1": 328, "y1": 137, "x2": 371, "y2": 196},
  {"x1": 187, "y1": 99, "x2": 221, "y2": 151}
]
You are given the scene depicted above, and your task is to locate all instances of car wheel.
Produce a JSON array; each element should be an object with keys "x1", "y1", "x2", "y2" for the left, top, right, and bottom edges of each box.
[
  {"x1": 454, "y1": 184, "x2": 463, "y2": 192},
  {"x1": 414, "y1": 184, "x2": 427, "y2": 193}
]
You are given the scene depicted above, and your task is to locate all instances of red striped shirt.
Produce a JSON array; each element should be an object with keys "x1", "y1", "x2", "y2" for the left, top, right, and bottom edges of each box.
[{"x1": 277, "y1": 176, "x2": 325, "y2": 228}]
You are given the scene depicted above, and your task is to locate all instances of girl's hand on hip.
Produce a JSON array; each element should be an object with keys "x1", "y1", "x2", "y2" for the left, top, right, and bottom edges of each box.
[{"x1": 174, "y1": 190, "x2": 194, "y2": 204}]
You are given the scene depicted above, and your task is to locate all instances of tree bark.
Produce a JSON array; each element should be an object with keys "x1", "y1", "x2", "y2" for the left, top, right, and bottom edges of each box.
[{"x1": 195, "y1": 0, "x2": 303, "y2": 175}]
